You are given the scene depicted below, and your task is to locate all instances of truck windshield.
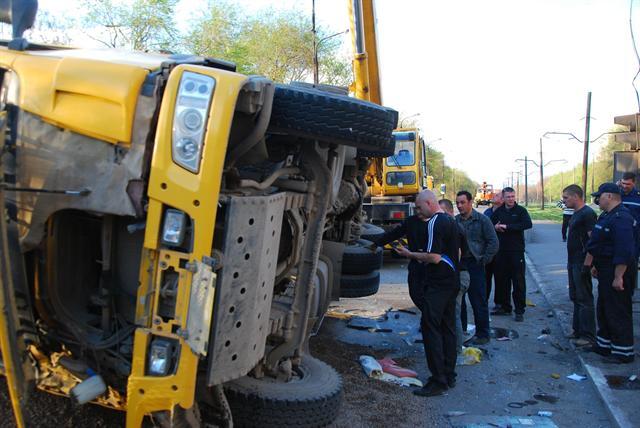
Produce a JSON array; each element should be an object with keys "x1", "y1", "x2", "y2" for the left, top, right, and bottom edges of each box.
[{"x1": 386, "y1": 140, "x2": 415, "y2": 167}]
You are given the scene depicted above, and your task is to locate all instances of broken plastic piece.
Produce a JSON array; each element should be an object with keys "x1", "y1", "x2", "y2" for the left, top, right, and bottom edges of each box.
[
  {"x1": 377, "y1": 357, "x2": 418, "y2": 378},
  {"x1": 526, "y1": 299, "x2": 536, "y2": 307},
  {"x1": 537, "y1": 411, "x2": 553, "y2": 417},
  {"x1": 446, "y1": 411, "x2": 467, "y2": 417},
  {"x1": 550, "y1": 373, "x2": 561, "y2": 379},
  {"x1": 567, "y1": 373, "x2": 586, "y2": 381},
  {"x1": 537, "y1": 334, "x2": 549, "y2": 340},
  {"x1": 630, "y1": 375, "x2": 638, "y2": 382},
  {"x1": 70, "y1": 375, "x2": 107, "y2": 405},
  {"x1": 457, "y1": 347, "x2": 482, "y2": 365},
  {"x1": 359, "y1": 355, "x2": 383, "y2": 378}
]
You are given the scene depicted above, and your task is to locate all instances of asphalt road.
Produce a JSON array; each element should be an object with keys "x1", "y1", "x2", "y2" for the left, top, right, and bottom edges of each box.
[{"x1": 326, "y1": 250, "x2": 614, "y2": 428}]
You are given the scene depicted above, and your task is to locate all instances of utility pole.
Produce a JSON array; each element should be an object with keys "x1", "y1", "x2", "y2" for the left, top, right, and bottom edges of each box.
[
  {"x1": 312, "y1": 0, "x2": 318, "y2": 85},
  {"x1": 539, "y1": 137, "x2": 545, "y2": 210},
  {"x1": 582, "y1": 91, "x2": 592, "y2": 195},
  {"x1": 515, "y1": 156, "x2": 530, "y2": 206}
]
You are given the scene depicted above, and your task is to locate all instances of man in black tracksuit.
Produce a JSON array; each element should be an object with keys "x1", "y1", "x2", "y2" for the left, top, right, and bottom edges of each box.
[
  {"x1": 396, "y1": 190, "x2": 459, "y2": 397},
  {"x1": 491, "y1": 187, "x2": 532, "y2": 321},
  {"x1": 371, "y1": 214, "x2": 429, "y2": 308}
]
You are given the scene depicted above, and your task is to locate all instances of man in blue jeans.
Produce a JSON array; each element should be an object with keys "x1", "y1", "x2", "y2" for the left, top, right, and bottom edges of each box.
[
  {"x1": 455, "y1": 190, "x2": 500, "y2": 344},
  {"x1": 562, "y1": 184, "x2": 597, "y2": 346}
]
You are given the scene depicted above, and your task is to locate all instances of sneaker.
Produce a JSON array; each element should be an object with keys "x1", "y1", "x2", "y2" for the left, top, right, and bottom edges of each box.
[
  {"x1": 412, "y1": 381, "x2": 448, "y2": 397},
  {"x1": 465, "y1": 336, "x2": 490, "y2": 346},
  {"x1": 515, "y1": 314, "x2": 524, "y2": 322}
]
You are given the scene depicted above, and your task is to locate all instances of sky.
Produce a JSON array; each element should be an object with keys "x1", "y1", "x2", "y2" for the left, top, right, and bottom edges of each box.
[{"x1": 35, "y1": 0, "x2": 640, "y2": 187}]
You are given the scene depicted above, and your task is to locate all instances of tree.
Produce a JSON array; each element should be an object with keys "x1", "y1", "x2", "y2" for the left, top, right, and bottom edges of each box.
[
  {"x1": 82, "y1": 0, "x2": 178, "y2": 51},
  {"x1": 184, "y1": 3, "x2": 350, "y2": 84}
]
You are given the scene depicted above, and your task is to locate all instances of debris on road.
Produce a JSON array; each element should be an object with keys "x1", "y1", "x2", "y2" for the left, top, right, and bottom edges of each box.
[
  {"x1": 534, "y1": 393, "x2": 559, "y2": 404},
  {"x1": 538, "y1": 410, "x2": 554, "y2": 417},
  {"x1": 550, "y1": 373, "x2": 561, "y2": 379},
  {"x1": 605, "y1": 375, "x2": 640, "y2": 390},
  {"x1": 537, "y1": 334, "x2": 550, "y2": 340},
  {"x1": 526, "y1": 299, "x2": 537, "y2": 307},
  {"x1": 359, "y1": 355, "x2": 383, "y2": 377},
  {"x1": 457, "y1": 347, "x2": 483, "y2": 366},
  {"x1": 445, "y1": 411, "x2": 467, "y2": 417},
  {"x1": 541, "y1": 328, "x2": 551, "y2": 334},
  {"x1": 377, "y1": 357, "x2": 418, "y2": 378},
  {"x1": 490, "y1": 327, "x2": 519, "y2": 340},
  {"x1": 567, "y1": 373, "x2": 587, "y2": 382}
]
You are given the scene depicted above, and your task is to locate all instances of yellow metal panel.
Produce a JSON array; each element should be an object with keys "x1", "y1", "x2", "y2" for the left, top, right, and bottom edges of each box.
[
  {"x1": 10, "y1": 54, "x2": 148, "y2": 144},
  {"x1": 127, "y1": 65, "x2": 247, "y2": 427}
]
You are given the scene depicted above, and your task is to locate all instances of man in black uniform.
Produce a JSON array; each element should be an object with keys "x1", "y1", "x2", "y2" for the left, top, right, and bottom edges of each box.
[
  {"x1": 585, "y1": 183, "x2": 636, "y2": 363},
  {"x1": 491, "y1": 187, "x2": 532, "y2": 321},
  {"x1": 396, "y1": 190, "x2": 459, "y2": 396},
  {"x1": 562, "y1": 184, "x2": 597, "y2": 346}
]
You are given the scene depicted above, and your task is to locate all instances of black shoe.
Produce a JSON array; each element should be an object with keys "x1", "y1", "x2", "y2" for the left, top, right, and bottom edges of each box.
[
  {"x1": 465, "y1": 336, "x2": 490, "y2": 346},
  {"x1": 602, "y1": 354, "x2": 635, "y2": 364},
  {"x1": 515, "y1": 314, "x2": 524, "y2": 322},
  {"x1": 584, "y1": 345, "x2": 611, "y2": 356},
  {"x1": 491, "y1": 309, "x2": 512, "y2": 316},
  {"x1": 413, "y1": 381, "x2": 448, "y2": 397},
  {"x1": 447, "y1": 378, "x2": 456, "y2": 388}
]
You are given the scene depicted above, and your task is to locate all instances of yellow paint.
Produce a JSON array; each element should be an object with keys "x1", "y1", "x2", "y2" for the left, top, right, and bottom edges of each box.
[
  {"x1": 127, "y1": 65, "x2": 247, "y2": 427},
  {"x1": 0, "y1": 48, "x2": 148, "y2": 144}
]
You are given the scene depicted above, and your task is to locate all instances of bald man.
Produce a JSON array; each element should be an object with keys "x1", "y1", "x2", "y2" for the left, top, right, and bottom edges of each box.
[{"x1": 396, "y1": 190, "x2": 460, "y2": 396}]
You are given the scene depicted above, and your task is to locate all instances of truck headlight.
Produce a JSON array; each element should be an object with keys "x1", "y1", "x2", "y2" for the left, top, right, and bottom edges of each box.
[
  {"x1": 161, "y1": 209, "x2": 187, "y2": 246},
  {"x1": 172, "y1": 71, "x2": 215, "y2": 173},
  {"x1": 147, "y1": 339, "x2": 175, "y2": 376}
]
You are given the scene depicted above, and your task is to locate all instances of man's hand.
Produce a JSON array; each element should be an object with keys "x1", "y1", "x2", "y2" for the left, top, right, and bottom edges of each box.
[
  {"x1": 494, "y1": 222, "x2": 507, "y2": 232},
  {"x1": 613, "y1": 276, "x2": 624, "y2": 291},
  {"x1": 590, "y1": 266, "x2": 598, "y2": 278},
  {"x1": 394, "y1": 244, "x2": 412, "y2": 259}
]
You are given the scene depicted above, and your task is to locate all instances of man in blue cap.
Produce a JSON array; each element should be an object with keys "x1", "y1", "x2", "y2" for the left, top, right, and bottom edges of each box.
[
  {"x1": 619, "y1": 172, "x2": 640, "y2": 290},
  {"x1": 585, "y1": 182, "x2": 636, "y2": 363}
]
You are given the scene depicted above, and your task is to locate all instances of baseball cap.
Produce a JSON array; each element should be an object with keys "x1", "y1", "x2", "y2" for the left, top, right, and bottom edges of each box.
[{"x1": 591, "y1": 182, "x2": 621, "y2": 197}]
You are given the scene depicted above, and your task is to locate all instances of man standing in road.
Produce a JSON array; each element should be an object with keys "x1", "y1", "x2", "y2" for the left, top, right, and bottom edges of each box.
[
  {"x1": 455, "y1": 191, "x2": 499, "y2": 345},
  {"x1": 585, "y1": 183, "x2": 636, "y2": 363},
  {"x1": 439, "y1": 198, "x2": 470, "y2": 354},
  {"x1": 619, "y1": 171, "x2": 640, "y2": 290},
  {"x1": 491, "y1": 187, "x2": 532, "y2": 321},
  {"x1": 395, "y1": 190, "x2": 459, "y2": 396},
  {"x1": 484, "y1": 192, "x2": 503, "y2": 304},
  {"x1": 562, "y1": 185, "x2": 597, "y2": 346}
]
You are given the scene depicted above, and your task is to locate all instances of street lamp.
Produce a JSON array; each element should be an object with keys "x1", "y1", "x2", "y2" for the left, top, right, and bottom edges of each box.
[
  {"x1": 313, "y1": 29, "x2": 349, "y2": 85},
  {"x1": 543, "y1": 130, "x2": 626, "y2": 196},
  {"x1": 400, "y1": 113, "x2": 421, "y2": 128}
]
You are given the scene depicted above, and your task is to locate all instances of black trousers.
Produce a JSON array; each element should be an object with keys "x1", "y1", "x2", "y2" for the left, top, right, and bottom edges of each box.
[
  {"x1": 594, "y1": 262, "x2": 634, "y2": 358},
  {"x1": 420, "y1": 279, "x2": 458, "y2": 386},
  {"x1": 484, "y1": 259, "x2": 499, "y2": 305},
  {"x1": 408, "y1": 264, "x2": 426, "y2": 309},
  {"x1": 493, "y1": 251, "x2": 527, "y2": 314}
]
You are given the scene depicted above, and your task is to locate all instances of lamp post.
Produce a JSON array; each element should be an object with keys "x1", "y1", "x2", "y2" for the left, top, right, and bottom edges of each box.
[
  {"x1": 516, "y1": 156, "x2": 536, "y2": 207},
  {"x1": 543, "y1": 130, "x2": 626, "y2": 195},
  {"x1": 312, "y1": 0, "x2": 348, "y2": 85},
  {"x1": 400, "y1": 113, "x2": 421, "y2": 128}
]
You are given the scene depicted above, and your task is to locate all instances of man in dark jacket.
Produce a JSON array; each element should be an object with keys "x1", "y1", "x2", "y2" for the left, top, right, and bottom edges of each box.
[{"x1": 491, "y1": 187, "x2": 532, "y2": 321}]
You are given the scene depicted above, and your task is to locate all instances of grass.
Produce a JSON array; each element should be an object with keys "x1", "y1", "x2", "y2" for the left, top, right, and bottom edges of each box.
[{"x1": 525, "y1": 205, "x2": 563, "y2": 222}]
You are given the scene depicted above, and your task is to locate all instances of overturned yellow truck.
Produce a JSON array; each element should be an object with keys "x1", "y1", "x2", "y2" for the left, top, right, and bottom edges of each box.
[{"x1": 0, "y1": 3, "x2": 397, "y2": 427}]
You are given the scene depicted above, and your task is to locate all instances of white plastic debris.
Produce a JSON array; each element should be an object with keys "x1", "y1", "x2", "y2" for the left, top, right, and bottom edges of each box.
[
  {"x1": 567, "y1": 373, "x2": 587, "y2": 381},
  {"x1": 629, "y1": 375, "x2": 638, "y2": 382},
  {"x1": 537, "y1": 334, "x2": 549, "y2": 340},
  {"x1": 70, "y1": 375, "x2": 107, "y2": 405},
  {"x1": 359, "y1": 355, "x2": 383, "y2": 378},
  {"x1": 537, "y1": 411, "x2": 553, "y2": 417},
  {"x1": 379, "y1": 372, "x2": 423, "y2": 387}
]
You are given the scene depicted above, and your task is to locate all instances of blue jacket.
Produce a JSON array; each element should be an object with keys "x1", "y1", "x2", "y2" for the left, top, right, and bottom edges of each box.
[
  {"x1": 621, "y1": 188, "x2": 640, "y2": 224},
  {"x1": 587, "y1": 204, "x2": 636, "y2": 265}
]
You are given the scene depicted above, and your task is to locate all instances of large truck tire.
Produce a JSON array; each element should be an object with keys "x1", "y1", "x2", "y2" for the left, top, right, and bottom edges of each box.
[
  {"x1": 269, "y1": 84, "x2": 398, "y2": 152},
  {"x1": 224, "y1": 356, "x2": 342, "y2": 428},
  {"x1": 342, "y1": 239, "x2": 382, "y2": 275},
  {"x1": 360, "y1": 223, "x2": 385, "y2": 242},
  {"x1": 340, "y1": 271, "x2": 380, "y2": 298}
]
